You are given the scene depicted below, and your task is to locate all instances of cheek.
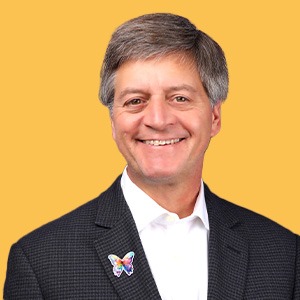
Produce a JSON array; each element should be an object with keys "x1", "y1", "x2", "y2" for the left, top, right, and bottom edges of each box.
[
  {"x1": 185, "y1": 112, "x2": 212, "y2": 136},
  {"x1": 111, "y1": 116, "x2": 137, "y2": 142}
]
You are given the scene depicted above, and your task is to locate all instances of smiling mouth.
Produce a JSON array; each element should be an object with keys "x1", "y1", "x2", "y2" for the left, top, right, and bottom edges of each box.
[{"x1": 141, "y1": 138, "x2": 184, "y2": 146}]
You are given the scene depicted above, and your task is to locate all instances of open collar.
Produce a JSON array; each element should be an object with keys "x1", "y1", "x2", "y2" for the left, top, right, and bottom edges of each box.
[
  {"x1": 94, "y1": 176, "x2": 249, "y2": 299},
  {"x1": 121, "y1": 168, "x2": 209, "y2": 232}
]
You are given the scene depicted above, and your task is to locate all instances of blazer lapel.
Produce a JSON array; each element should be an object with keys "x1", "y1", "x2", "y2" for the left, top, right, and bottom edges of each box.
[
  {"x1": 205, "y1": 185, "x2": 249, "y2": 299},
  {"x1": 93, "y1": 177, "x2": 162, "y2": 300}
]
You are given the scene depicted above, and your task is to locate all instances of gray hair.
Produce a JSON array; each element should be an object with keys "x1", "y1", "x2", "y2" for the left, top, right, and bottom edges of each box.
[{"x1": 99, "y1": 13, "x2": 228, "y2": 110}]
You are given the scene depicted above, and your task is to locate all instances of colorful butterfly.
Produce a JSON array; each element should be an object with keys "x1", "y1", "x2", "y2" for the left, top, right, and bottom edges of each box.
[{"x1": 108, "y1": 251, "x2": 135, "y2": 277}]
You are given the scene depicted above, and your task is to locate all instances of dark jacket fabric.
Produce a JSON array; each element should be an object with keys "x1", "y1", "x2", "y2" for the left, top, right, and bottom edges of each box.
[{"x1": 4, "y1": 176, "x2": 300, "y2": 299}]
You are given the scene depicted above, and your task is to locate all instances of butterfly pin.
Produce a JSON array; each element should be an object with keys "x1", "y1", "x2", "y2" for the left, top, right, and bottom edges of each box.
[{"x1": 108, "y1": 251, "x2": 135, "y2": 277}]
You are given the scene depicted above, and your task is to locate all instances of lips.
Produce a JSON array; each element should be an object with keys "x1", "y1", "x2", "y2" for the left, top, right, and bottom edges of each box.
[{"x1": 141, "y1": 138, "x2": 184, "y2": 146}]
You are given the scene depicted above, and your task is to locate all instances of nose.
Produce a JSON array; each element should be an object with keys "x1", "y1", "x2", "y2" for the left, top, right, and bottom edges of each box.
[{"x1": 143, "y1": 98, "x2": 175, "y2": 130}]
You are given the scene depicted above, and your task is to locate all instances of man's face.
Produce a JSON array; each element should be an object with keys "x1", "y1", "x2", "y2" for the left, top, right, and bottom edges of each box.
[{"x1": 111, "y1": 54, "x2": 221, "y2": 187}]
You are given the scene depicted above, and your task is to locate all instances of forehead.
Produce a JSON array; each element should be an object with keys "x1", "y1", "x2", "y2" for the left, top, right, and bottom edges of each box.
[{"x1": 114, "y1": 54, "x2": 201, "y2": 91}]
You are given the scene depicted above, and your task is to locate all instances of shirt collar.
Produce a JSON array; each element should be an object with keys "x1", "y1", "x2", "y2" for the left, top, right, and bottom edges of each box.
[{"x1": 120, "y1": 168, "x2": 209, "y2": 232}]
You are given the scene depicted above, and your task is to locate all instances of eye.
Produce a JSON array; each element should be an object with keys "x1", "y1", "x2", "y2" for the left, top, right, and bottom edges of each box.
[
  {"x1": 174, "y1": 96, "x2": 188, "y2": 102},
  {"x1": 123, "y1": 98, "x2": 147, "y2": 113},
  {"x1": 124, "y1": 98, "x2": 142, "y2": 106}
]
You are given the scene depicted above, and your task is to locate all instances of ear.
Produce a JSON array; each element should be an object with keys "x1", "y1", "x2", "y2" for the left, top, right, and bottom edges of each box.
[
  {"x1": 211, "y1": 102, "x2": 222, "y2": 137},
  {"x1": 111, "y1": 116, "x2": 116, "y2": 141}
]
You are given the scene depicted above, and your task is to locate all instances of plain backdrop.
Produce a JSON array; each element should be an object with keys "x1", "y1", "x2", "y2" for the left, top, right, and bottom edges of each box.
[{"x1": 1, "y1": 0, "x2": 300, "y2": 289}]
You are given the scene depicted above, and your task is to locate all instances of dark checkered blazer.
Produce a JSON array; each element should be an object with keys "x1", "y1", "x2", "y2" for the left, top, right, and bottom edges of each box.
[{"x1": 4, "y1": 176, "x2": 300, "y2": 299}]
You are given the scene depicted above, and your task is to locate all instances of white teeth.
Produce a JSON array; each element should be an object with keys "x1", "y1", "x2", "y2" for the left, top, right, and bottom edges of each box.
[{"x1": 143, "y1": 138, "x2": 181, "y2": 146}]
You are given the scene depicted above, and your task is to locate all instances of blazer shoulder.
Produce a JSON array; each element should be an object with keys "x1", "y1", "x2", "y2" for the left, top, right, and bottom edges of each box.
[
  {"x1": 204, "y1": 184, "x2": 298, "y2": 240},
  {"x1": 17, "y1": 196, "x2": 99, "y2": 248},
  {"x1": 15, "y1": 176, "x2": 123, "y2": 250}
]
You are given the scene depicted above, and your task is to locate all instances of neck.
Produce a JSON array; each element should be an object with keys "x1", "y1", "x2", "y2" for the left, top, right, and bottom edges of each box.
[
  {"x1": 147, "y1": 183, "x2": 201, "y2": 218},
  {"x1": 127, "y1": 171, "x2": 202, "y2": 219}
]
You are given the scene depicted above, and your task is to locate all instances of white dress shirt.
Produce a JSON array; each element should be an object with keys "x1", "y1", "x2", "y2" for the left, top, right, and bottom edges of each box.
[{"x1": 121, "y1": 169, "x2": 209, "y2": 300}]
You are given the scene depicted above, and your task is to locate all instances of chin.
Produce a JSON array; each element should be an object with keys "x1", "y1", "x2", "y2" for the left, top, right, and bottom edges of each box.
[{"x1": 140, "y1": 169, "x2": 182, "y2": 184}]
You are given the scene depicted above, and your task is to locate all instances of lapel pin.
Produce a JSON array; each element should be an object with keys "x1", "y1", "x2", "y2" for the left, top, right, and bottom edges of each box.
[{"x1": 108, "y1": 251, "x2": 135, "y2": 277}]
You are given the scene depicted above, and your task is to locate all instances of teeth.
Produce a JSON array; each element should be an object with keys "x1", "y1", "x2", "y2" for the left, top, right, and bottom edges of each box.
[{"x1": 143, "y1": 138, "x2": 181, "y2": 146}]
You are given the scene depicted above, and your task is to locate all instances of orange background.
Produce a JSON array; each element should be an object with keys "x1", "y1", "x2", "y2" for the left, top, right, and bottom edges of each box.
[{"x1": 1, "y1": 0, "x2": 299, "y2": 289}]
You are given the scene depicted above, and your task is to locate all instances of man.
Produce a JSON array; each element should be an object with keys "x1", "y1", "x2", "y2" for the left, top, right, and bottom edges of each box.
[{"x1": 4, "y1": 13, "x2": 299, "y2": 299}]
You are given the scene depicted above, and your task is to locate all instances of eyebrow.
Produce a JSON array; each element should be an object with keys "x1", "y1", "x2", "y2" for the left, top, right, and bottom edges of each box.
[
  {"x1": 118, "y1": 84, "x2": 197, "y2": 98},
  {"x1": 165, "y1": 84, "x2": 198, "y2": 94},
  {"x1": 118, "y1": 88, "x2": 149, "y2": 99}
]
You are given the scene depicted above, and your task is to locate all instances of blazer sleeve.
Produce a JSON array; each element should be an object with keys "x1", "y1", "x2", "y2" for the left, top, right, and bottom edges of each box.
[
  {"x1": 4, "y1": 243, "x2": 44, "y2": 300},
  {"x1": 293, "y1": 235, "x2": 300, "y2": 299}
]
